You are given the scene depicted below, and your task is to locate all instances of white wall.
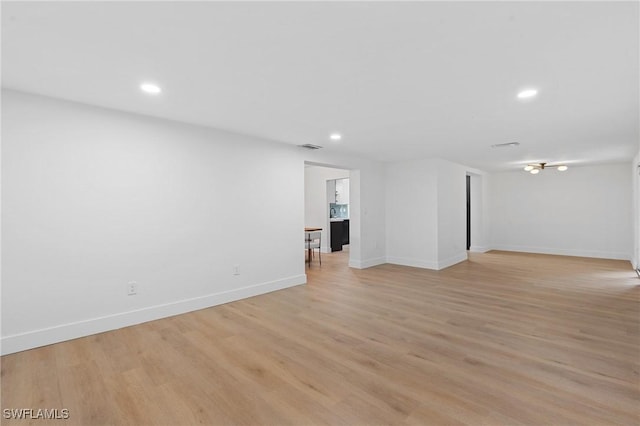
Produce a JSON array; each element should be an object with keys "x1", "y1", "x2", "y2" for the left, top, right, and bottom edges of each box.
[
  {"x1": 436, "y1": 160, "x2": 469, "y2": 268},
  {"x1": 488, "y1": 163, "x2": 632, "y2": 260},
  {"x1": 385, "y1": 158, "x2": 471, "y2": 270},
  {"x1": 1, "y1": 90, "x2": 308, "y2": 354},
  {"x1": 304, "y1": 166, "x2": 349, "y2": 252},
  {"x1": 354, "y1": 166, "x2": 387, "y2": 268},
  {"x1": 386, "y1": 159, "x2": 438, "y2": 268}
]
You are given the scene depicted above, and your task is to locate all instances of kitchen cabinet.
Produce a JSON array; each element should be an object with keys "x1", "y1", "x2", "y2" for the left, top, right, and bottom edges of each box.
[
  {"x1": 330, "y1": 219, "x2": 350, "y2": 251},
  {"x1": 328, "y1": 178, "x2": 349, "y2": 205},
  {"x1": 330, "y1": 221, "x2": 343, "y2": 252},
  {"x1": 328, "y1": 180, "x2": 337, "y2": 203},
  {"x1": 342, "y1": 219, "x2": 350, "y2": 245},
  {"x1": 335, "y1": 178, "x2": 349, "y2": 204}
]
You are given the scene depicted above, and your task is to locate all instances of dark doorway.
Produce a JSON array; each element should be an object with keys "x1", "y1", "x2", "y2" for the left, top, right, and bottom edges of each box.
[{"x1": 466, "y1": 175, "x2": 471, "y2": 250}]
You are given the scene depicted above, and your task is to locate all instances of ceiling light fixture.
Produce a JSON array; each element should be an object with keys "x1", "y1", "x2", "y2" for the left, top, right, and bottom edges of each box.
[
  {"x1": 329, "y1": 133, "x2": 342, "y2": 141},
  {"x1": 523, "y1": 162, "x2": 568, "y2": 174},
  {"x1": 517, "y1": 88, "x2": 538, "y2": 99},
  {"x1": 140, "y1": 83, "x2": 162, "y2": 94}
]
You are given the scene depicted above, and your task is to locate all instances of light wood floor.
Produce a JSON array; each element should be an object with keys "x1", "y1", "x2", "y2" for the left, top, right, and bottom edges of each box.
[{"x1": 2, "y1": 251, "x2": 639, "y2": 425}]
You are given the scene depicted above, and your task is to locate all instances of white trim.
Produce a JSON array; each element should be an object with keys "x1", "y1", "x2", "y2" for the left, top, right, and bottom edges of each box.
[
  {"x1": 469, "y1": 246, "x2": 490, "y2": 253},
  {"x1": 387, "y1": 253, "x2": 468, "y2": 271},
  {"x1": 491, "y1": 245, "x2": 631, "y2": 261},
  {"x1": 349, "y1": 257, "x2": 386, "y2": 269},
  {"x1": 386, "y1": 257, "x2": 439, "y2": 270},
  {"x1": 1, "y1": 275, "x2": 306, "y2": 355},
  {"x1": 437, "y1": 252, "x2": 468, "y2": 270}
]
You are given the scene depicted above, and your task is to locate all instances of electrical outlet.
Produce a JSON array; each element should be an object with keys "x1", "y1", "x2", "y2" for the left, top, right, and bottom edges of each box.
[
  {"x1": 233, "y1": 265, "x2": 240, "y2": 275},
  {"x1": 127, "y1": 281, "x2": 137, "y2": 295}
]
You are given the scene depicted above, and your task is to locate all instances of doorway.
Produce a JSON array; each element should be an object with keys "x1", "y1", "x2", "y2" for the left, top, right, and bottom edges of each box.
[
  {"x1": 328, "y1": 178, "x2": 350, "y2": 253},
  {"x1": 304, "y1": 163, "x2": 352, "y2": 268},
  {"x1": 465, "y1": 172, "x2": 485, "y2": 253},
  {"x1": 466, "y1": 175, "x2": 471, "y2": 251}
]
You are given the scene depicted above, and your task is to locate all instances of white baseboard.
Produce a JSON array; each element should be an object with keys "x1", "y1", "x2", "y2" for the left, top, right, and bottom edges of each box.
[
  {"x1": 437, "y1": 252, "x2": 468, "y2": 269},
  {"x1": 386, "y1": 257, "x2": 439, "y2": 270},
  {"x1": 349, "y1": 257, "x2": 386, "y2": 269},
  {"x1": 490, "y1": 245, "x2": 631, "y2": 261},
  {"x1": 387, "y1": 252, "x2": 467, "y2": 271},
  {"x1": 1, "y1": 274, "x2": 306, "y2": 356},
  {"x1": 469, "y1": 246, "x2": 490, "y2": 253}
]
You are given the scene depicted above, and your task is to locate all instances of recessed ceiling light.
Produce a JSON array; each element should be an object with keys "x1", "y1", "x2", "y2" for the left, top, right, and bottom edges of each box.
[
  {"x1": 140, "y1": 83, "x2": 162, "y2": 94},
  {"x1": 517, "y1": 89, "x2": 538, "y2": 99},
  {"x1": 329, "y1": 133, "x2": 342, "y2": 141},
  {"x1": 524, "y1": 165, "x2": 534, "y2": 171},
  {"x1": 530, "y1": 168, "x2": 540, "y2": 174},
  {"x1": 557, "y1": 165, "x2": 568, "y2": 171}
]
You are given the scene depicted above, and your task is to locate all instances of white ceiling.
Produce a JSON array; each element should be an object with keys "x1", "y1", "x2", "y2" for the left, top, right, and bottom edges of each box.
[{"x1": 2, "y1": 1, "x2": 638, "y2": 171}]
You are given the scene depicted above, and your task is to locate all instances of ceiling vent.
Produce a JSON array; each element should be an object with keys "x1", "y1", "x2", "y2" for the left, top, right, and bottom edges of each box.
[
  {"x1": 491, "y1": 142, "x2": 520, "y2": 148},
  {"x1": 298, "y1": 144, "x2": 323, "y2": 150}
]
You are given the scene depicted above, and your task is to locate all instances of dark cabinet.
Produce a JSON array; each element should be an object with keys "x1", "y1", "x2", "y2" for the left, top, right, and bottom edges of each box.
[
  {"x1": 330, "y1": 220, "x2": 350, "y2": 252},
  {"x1": 342, "y1": 219, "x2": 350, "y2": 245},
  {"x1": 330, "y1": 221, "x2": 343, "y2": 252}
]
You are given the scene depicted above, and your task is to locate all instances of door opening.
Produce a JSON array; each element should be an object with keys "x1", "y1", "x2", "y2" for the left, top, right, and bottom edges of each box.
[
  {"x1": 466, "y1": 175, "x2": 471, "y2": 251},
  {"x1": 304, "y1": 163, "x2": 353, "y2": 269}
]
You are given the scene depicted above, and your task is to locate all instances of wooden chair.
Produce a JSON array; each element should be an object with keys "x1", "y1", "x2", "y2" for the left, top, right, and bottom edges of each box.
[{"x1": 305, "y1": 231, "x2": 322, "y2": 266}]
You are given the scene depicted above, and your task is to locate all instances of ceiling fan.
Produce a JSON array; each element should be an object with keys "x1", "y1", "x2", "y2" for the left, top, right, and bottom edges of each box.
[{"x1": 523, "y1": 162, "x2": 568, "y2": 174}]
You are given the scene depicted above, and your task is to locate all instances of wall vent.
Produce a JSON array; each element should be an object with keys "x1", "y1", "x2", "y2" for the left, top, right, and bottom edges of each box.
[{"x1": 298, "y1": 144, "x2": 323, "y2": 150}]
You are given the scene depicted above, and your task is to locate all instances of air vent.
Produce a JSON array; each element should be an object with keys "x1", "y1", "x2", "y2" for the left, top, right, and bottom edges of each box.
[
  {"x1": 491, "y1": 142, "x2": 520, "y2": 148},
  {"x1": 298, "y1": 144, "x2": 323, "y2": 150}
]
